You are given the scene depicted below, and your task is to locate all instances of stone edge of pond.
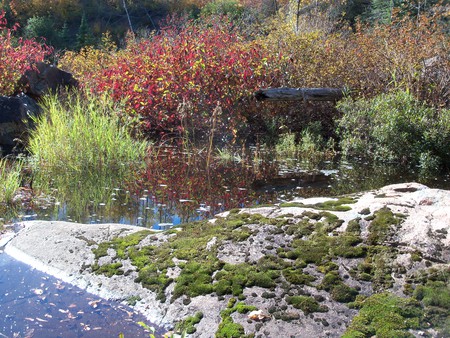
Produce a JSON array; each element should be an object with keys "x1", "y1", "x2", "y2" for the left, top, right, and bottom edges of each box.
[{"x1": 2, "y1": 182, "x2": 449, "y2": 337}]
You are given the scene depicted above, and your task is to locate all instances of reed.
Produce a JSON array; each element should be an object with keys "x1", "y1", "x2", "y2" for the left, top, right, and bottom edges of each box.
[
  {"x1": 28, "y1": 90, "x2": 149, "y2": 217},
  {"x1": 0, "y1": 158, "x2": 23, "y2": 205}
]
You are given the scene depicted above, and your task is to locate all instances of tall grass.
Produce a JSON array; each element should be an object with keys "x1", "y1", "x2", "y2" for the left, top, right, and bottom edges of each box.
[
  {"x1": 28, "y1": 91, "x2": 149, "y2": 217},
  {"x1": 0, "y1": 158, "x2": 23, "y2": 205},
  {"x1": 275, "y1": 122, "x2": 335, "y2": 171}
]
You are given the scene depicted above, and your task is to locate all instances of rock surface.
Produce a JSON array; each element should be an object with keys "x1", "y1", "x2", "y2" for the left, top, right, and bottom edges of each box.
[
  {"x1": 2, "y1": 182, "x2": 449, "y2": 337},
  {"x1": 0, "y1": 93, "x2": 42, "y2": 153},
  {"x1": 19, "y1": 62, "x2": 78, "y2": 98}
]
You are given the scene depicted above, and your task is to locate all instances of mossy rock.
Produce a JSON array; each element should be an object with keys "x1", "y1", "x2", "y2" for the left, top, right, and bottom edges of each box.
[
  {"x1": 367, "y1": 207, "x2": 403, "y2": 245},
  {"x1": 286, "y1": 295, "x2": 328, "y2": 314},
  {"x1": 343, "y1": 293, "x2": 423, "y2": 337}
]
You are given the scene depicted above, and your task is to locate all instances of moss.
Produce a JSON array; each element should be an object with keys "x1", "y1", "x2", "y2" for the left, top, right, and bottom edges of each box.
[
  {"x1": 235, "y1": 302, "x2": 258, "y2": 314},
  {"x1": 280, "y1": 197, "x2": 355, "y2": 211},
  {"x1": 282, "y1": 268, "x2": 316, "y2": 285},
  {"x1": 279, "y1": 202, "x2": 305, "y2": 208},
  {"x1": 285, "y1": 219, "x2": 315, "y2": 237},
  {"x1": 91, "y1": 262, "x2": 124, "y2": 277},
  {"x1": 216, "y1": 318, "x2": 246, "y2": 338},
  {"x1": 126, "y1": 295, "x2": 142, "y2": 306},
  {"x1": 332, "y1": 235, "x2": 366, "y2": 258},
  {"x1": 331, "y1": 283, "x2": 359, "y2": 303},
  {"x1": 287, "y1": 238, "x2": 330, "y2": 264},
  {"x1": 343, "y1": 293, "x2": 423, "y2": 338},
  {"x1": 410, "y1": 252, "x2": 422, "y2": 262},
  {"x1": 346, "y1": 218, "x2": 361, "y2": 234},
  {"x1": 313, "y1": 197, "x2": 356, "y2": 211},
  {"x1": 319, "y1": 271, "x2": 359, "y2": 303},
  {"x1": 359, "y1": 208, "x2": 370, "y2": 215},
  {"x1": 286, "y1": 296, "x2": 327, "y2": 314},
  {"x1": 173, "y1": 261, "x2": 215, "y2": 299},
  {"x1": 367, "y1": 207, "x2": 402, "y2": 245},
  {"x1": 175, "y1": 311, "x2": 203, "y2": 335},
  {"x1": 361, "y1": 246, "x2": 395, "y2": 290},
  {"x1": 92, "y1": 230, "x2": 152, "y2": 259},
  {"x1": 414, "y1": 281, "x2": 450, "y2": 309},
  {"x1": 216, "y1": 301, "x2": 255, "y2": 338}
]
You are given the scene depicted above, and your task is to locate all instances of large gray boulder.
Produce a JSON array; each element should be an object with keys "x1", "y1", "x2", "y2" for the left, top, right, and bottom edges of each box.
[
  {"x1": 19, "y1": 62, "x2": 78, "y2": 98},
  {"x1": 0, "y1": 93, "x2": 41, "y2": 154}
]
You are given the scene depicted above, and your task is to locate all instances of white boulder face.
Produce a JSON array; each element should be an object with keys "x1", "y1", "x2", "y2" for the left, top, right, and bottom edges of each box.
[{"x1": 1, "y1": 182, "x2": 449, "y2": 337}]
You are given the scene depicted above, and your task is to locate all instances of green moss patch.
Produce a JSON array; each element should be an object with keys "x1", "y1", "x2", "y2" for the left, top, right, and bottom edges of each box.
[
  {"x1": 367, "y1": 207, "x2": 403, "y2": 245},
  {"x1": 343, "y1": 293, "x2": 423, "y2": 338},
  {"x1": 280, "y1": 197, "x2": 356, "y2": 211},
  {"x1": 286, "y1": 295, "x2": 328, "y2": 314},
  {"x1": 319, "y1": 271, "x2": 359, "y2": 303},
  {"x1": 175, "y1": 311, "x2": 203, "y2": 335},
  {"x1": 216, "y1": 299, "x2": 256, "y2": 338}
]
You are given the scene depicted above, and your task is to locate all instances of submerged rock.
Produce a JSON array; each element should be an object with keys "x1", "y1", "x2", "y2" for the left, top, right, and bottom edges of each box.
[{"x1": 2, "y1": 182, "x2": 449, "y2": 337}]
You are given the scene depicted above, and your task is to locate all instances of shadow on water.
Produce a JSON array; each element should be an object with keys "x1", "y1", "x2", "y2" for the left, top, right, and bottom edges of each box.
[
  {"x1": 0, "y1": 253, "x2": 162, "y2": 338},
  {"x1": 9, "y1": 147, "x2": 450, "y2": 228}
]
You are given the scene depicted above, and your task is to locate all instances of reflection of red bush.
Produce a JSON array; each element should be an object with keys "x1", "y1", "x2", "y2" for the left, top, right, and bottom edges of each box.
[
  {"x1": 136, "y1": 148, "x2": 277, "y2": 218},
  {"x1": 0, "y1": 11, "x2": 53, "y2": 96},
  {"x1": 87, "y1": 17, "x2": 281, "y2": 139}
]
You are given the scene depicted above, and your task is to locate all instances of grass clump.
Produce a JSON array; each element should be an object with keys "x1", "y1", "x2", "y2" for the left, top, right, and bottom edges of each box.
[
  {"x1": 0, "y1": 159, "x2": 23, "y2": 206},
  {"x1": 28, "y1": 91, "x2": 149, "y2": 217},
  {"x1": 343, "y1": 293, "x2": 423, "y2": 338}
]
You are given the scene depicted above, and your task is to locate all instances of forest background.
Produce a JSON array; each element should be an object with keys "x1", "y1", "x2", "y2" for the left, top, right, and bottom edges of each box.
[{"x1": 1, "y1": 0, "x2": 449, "y2": 174}]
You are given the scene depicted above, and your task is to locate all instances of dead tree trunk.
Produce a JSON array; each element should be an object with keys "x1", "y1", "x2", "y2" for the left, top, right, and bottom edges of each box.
[{"x1": 254, "y1": 87, "x2": 346, "y2": 102}]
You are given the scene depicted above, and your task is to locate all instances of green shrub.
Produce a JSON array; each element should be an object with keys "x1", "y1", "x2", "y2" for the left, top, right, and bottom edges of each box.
[{"x1": 337, "y1": 91, "x2": 450, "y2": 170}]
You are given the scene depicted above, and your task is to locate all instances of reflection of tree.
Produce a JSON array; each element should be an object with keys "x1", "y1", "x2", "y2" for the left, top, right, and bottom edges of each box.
[{"x1": 137, "y1": 147, "x2": 278, "y2": 221}]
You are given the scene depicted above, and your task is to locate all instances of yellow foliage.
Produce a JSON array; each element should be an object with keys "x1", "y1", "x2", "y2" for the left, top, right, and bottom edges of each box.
[{"x1": 58, "y1": 32, "x2": 117, "y2": 88}]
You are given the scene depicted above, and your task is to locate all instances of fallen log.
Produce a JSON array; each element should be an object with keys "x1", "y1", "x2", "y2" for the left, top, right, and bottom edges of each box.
[{"x1": 254, "y1": 87, "x2": 346, "y2": 102}]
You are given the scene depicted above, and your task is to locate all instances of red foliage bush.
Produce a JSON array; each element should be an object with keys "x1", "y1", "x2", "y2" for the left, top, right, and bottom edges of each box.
[
  {"x1": 0, "y1": 11, "x2": 53, "y2": 96},
  {"x1": 86, "y1": 17, "x2": 282, "y2": 140}
]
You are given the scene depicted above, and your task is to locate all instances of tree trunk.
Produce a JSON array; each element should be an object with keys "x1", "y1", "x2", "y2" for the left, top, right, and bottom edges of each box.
[{"x1": 254, "y1": 87, "x2": 346, "y2": 102}]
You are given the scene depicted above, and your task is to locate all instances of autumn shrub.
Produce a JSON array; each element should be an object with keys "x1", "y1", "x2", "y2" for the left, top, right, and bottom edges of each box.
[
  {"x1": 61, "y1": 16, "x2": 282, "y2": 141},
  {"x1": 0, "y1": 10, "x2": 52, "y2": 95},
  {"x1": 337, "y1": 90, "x2": 450, "y2": 172},
  {"x1": 263, "y1": 7, "x2": 449, "y2": 106}
]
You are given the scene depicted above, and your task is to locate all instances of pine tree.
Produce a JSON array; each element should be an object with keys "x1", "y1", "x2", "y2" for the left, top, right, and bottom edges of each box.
[
  {"x1": 76, "y1": 13, "x2": 95, "y2": 50},
  {"x1": 57, "y1": 21, "x2": 70, "y2": 50}
]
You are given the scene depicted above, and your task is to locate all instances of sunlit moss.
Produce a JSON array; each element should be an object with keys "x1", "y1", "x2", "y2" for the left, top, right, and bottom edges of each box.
[{"x1": 343, "y1": 293, "x2": 423, "y2": 337}]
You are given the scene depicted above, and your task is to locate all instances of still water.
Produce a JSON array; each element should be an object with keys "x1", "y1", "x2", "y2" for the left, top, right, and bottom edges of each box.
[
  {"x1": 14, "y1": 158, "x2": 450, "y2": 229},
  {"x1": 0, "y1": 254, "x2": 160, "y2": 338}
]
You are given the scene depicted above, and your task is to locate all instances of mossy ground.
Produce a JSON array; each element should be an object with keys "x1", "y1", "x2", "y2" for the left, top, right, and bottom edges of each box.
[{"x1": 86, "y1": 204, "x2": 447, "y2": 336}]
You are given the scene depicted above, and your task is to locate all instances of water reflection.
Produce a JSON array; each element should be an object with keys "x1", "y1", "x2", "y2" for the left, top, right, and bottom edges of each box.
[{"x1": 9, "y1": 148, "x2": 450, "y2": 228}]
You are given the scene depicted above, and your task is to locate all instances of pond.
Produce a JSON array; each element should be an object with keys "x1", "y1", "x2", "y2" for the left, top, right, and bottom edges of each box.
[
  {"x1": 8, "y1": 148, "x2": 450, "y2": 229},
  {"x1": 1, "y1": 147, "x2": 450, "y2": 337},
  {"x1": 0, "y1": 253, "x2": 161, "y2": 338}
]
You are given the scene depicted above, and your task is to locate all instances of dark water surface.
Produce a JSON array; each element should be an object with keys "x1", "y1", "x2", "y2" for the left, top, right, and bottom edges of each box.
[{"x1": 0, "y1": 254, "x2": 158, "y2": 338}]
